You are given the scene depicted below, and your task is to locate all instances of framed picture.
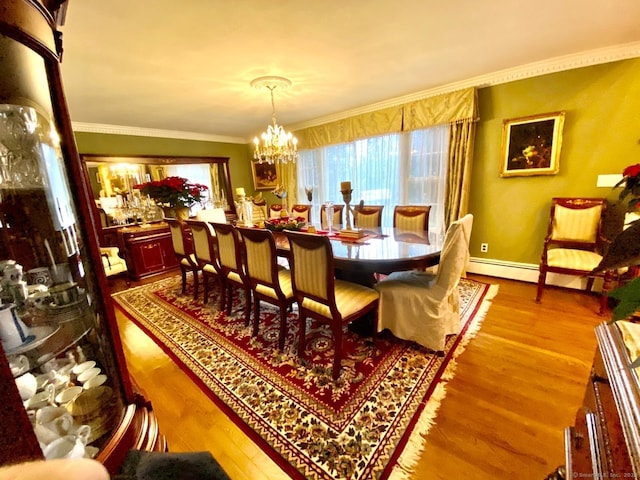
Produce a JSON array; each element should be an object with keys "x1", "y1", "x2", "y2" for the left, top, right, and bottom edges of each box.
[
  {"x1": 500, "y1": 111, "x2": 565, "y2": 177},
  {"x1": 251, "y1": 160, "x2": 278, "y2": 190}
]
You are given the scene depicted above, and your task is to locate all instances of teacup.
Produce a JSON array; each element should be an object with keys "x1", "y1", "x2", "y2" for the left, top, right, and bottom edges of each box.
[
  {"x1": 0, "y1": 303, "x2": 32, "y2": 351},
  {"x1": 9, "y1": 354, "x2": 29, "y2": 376},
  {"x1": 15, "y1": 372, "x2": 37, "y2": 401},
  {"x1": 36, "y1": 406, "x2": 74, "y2": 439},
  {"x1": 49, "y1": 282, "x2": 79, "y2": 306},
  {"x1": 27, "y1": 267, "x2": 52, "y2": 286},
  {"x1": 2, "y1": 264, "x2": 23, "y2": 284},
  {"x1": 43, "y1": 425, "x2": 91, "y2": 460},
  {"x1": 55, "y1": 386, "x2": 83, "y2": 405},
  {"x1": 27, "y1": 384, "x2": 55, "y2": 410}
]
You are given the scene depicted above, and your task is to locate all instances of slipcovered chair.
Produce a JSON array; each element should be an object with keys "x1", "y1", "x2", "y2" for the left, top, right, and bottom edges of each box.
[
  {"x1": 100, "y1": 246, "x2": 129, "y2": 285},
  {"x1": 285, "y1": 230, "x2": 379, "y2": 380},
  {"x1": 210, "y1": 222, "x2": 251, "y2": 326},
  {"x1": 353, "y1": 205, "x2": 384, "y2": 228},
  {"x1": 393, "y1": 205, "x2": 431, "y2": 232},
  {"x1": 167, "y1": 219, "x2": 201, "y2": 300},
  {"x1": 374, "y1": 214, "x2": 473, "y2": 352},
  {"x1": 236, "y1": 226, "x2": 296, "y2": 349},
  {"x1": 320, "y1": 204, "x2": 344, "y2": 229},
  {"x1": 185, "y1": 220, "x2": 220, "y2": 305},
  {"x1": 291, "y1": 204, "x2": 311, "y2": 223},
  {"x1": 535, "y1": 198, "x2": 612, "y2": 314},
  {"x1": 195, "y1": 207, "x2": 227, "y2": 224}
]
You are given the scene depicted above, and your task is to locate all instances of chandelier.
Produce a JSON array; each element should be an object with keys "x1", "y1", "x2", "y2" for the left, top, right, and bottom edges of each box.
[{"x1": 251, "y1": 76, "x2": 298, "y2": 165}]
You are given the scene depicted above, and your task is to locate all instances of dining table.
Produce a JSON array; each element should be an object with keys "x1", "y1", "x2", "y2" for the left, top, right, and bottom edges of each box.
[{"x1": 272, "y1": 226, "x2": 443, "y2": 286}]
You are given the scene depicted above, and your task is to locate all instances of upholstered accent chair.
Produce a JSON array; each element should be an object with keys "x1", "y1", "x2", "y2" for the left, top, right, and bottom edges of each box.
[
  {"x1": 166, "y1": 219, "x2": 200, "y2": 299},
  {"x1": 291, "y1": 204, "x2": 311, "y2": 223},
  {"x1": 185, "y1": 220, "x2": 220, "y2": 305},
  {"x1": 320, "y1": 204, "x2": 344, "y2": 229},
  {"x1": 393, "y1": 205, "x2": 431, "y2": 232},
  {"x1": 535, "y1": 198, "x2": 612, "y2": 314},
  {"x1": 100, "y1": 246, "x2": 129, "y2": 285},
  {"x1": 236, "y1": 227, "x2": 296, "y2": 349},
  {"x1": 353, "y1": 205, "x2": 384, "y2": 228},
  {"x1": 374, "y1": 214, "x2": 473, "y2": 352},
  {"x1": 210, "y1": 222, "x2": 251, "y2": 326},
  {"x1": 285, "y1": 230, "x2": 379, "y2": 380}
]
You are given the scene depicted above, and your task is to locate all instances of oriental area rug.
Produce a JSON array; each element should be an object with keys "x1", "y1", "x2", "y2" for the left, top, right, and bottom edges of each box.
[{"x1": 112, "y1": 275, "x2": 497, "y2": 480}]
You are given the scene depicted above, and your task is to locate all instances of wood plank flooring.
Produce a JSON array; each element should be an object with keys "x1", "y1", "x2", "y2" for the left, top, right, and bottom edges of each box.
[{"x1": 110, "y1": 273, "x2": 605, "y2": 479}]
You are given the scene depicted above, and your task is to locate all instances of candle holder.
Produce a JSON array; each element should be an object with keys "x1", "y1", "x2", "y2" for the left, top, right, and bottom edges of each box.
[{"x1": 340, "y1": 188, "x2": 365, "y2": 238}]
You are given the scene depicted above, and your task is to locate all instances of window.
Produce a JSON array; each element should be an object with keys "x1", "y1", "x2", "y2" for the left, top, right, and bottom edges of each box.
[{"x1": 297, "y1": 125, "x2": 448, "y2": 234}]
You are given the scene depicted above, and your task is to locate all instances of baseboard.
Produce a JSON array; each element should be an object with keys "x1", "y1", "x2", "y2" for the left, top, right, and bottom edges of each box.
[{"x1": 468, "y1": 257, "x2": 605, "y2": 291}]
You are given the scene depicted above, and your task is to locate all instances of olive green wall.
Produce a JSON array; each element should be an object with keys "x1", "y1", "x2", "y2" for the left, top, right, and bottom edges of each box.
[
  {"x1": 470, "y1": 57, "x2": 640, "y2": 266},
  {"x1": 73, "y1": 132, "x2": 254, "y2": 197}
]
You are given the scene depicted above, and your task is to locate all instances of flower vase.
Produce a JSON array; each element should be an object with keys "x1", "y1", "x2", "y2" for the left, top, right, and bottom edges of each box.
[{"x1": 161, "y1": 206, "x2": 190, "y2": 220}]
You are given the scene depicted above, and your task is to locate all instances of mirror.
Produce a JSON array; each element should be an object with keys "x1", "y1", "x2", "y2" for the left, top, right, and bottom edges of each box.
[{"x1": 80, "y1": 155, "x2": 235, "y2": 227}]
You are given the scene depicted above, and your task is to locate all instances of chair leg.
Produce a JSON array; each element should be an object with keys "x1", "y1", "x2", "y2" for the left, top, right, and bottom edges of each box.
[
  {"x1": 180, "y1": 266, "x2": 187, "y2": 294},
  {"x1": 218, "y1": 278, "x2": 226, "y2": 312},
  {"x1": 599, "y1": 271, "x2": 615, "y2": 316},
  {"x1": 333, "y1": 323, "x2": 342, "y2": 380},
  {"x1": 535, "y1": 269, "x2": 547, "y2": 303},
  {"x1": 192, "y1": 269, "x2": 199, "y2": 300},
  {"x1": 243, "y1": 288, "x2": 252, "y2": 327},
  {"x1": 226, "y1": 285, "x2": 233, "y2": 315},
  {"x1": 252, "y1": 297, "x2": 260, "y2": 336},
  {"x1": 202, "y1": 274, "x2": 209, "y2": 305}
]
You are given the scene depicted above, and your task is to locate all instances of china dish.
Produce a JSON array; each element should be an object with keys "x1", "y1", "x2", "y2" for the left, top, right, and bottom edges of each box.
[{"x1": 5, "y1": 325, "x2": 59, "y2": 355}]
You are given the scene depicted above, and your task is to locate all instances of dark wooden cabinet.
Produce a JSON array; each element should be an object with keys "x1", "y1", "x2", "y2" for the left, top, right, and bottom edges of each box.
[
  {"x1": 0, "y1": 0, "x2": 165, "y2": 473},
  {"x1": 563, "y1": 322, "x2": 640, "y2": 477},
  {"x1": 117, "y1": 223, "x2": 179, "y2": 280}
]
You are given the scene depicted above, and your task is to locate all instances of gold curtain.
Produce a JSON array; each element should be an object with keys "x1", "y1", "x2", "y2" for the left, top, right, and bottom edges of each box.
[
  {"x1": 403, "y1": 88, "x2": 477, "y2": 131},
  {"x1": 277, "y1": 161, "x2": 298, "y2": 207},
  {"x1": 295, "y1": 105, "x2": 403, "y2": 150},
  {"x1": 444, "y1": 119, "x2": 476, "y2": 228}
]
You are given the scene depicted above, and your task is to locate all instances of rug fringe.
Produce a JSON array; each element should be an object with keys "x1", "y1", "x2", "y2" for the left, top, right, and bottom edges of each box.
[{"x1": 388, "y1": 283, "x2": 499, "y2": 479}]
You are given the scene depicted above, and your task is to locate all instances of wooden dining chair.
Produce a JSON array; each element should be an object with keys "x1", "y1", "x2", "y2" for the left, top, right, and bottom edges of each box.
[
  {"x1": 393, "y1": 205, "x2": 431, "y2": 232},
  {"x1": 291, "y1": 204, "x2": 311, "y2": 223},
  {"x1": 210, "y1": 222, "x2": 251, "y2": 326},
  {"x1": 251, "y1": 197, "x2": 268, "y2": 224},
  {"x1": 285, "y1": 230, "x2": 379, "y2": 380},
  {"x1": 166, "y1": 219, "x2": 200, "y2": 300},
  {"x1": 236, "y1": 226, "x2": 296, "y2": 349},
  {"x1": 269, "y1": 203, "x2": 285, "y2": 218},
  {"x1": 185, "y1": 220, "x2": 220, "y2": 305},
  {"x1": 353, "y1": 205, "x2": 384, "y2": 228},
  {"x1": 320, "y1": 204, "x2": 344, "y2": 229}
]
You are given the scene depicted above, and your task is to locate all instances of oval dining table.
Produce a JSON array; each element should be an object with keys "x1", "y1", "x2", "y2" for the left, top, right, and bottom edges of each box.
[{"x1": 272, "y1": 226, "x2": 443, "y2": 286}]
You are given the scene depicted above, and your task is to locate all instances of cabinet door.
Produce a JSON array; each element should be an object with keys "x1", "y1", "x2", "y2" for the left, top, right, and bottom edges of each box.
[{"x1": 135, "y1": 240, "x2": 166, "y2": 273}]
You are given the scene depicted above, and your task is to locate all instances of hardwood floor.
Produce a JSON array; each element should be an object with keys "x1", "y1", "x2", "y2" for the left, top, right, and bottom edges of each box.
[{"x1": 110, "y1": 273, "x2": 606, "y2": 479}]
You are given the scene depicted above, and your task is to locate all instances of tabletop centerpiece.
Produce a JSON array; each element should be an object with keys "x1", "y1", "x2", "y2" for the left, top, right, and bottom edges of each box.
[
  {"x1": 264, "y1": 216, "x2": 306, "y2": 232},
  {"x1": 134, "y1": 176, "x2": 208, "y2": 220}
]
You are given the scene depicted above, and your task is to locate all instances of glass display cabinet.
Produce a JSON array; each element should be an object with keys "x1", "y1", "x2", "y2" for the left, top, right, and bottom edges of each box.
[{"x1": 0, "y1": 0, "x2": 164, "y2": 472}]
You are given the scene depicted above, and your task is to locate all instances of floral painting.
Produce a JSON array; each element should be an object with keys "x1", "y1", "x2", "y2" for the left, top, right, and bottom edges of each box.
[{"x1": 500, "y1": 111, "x2": 565, "y2": 177}]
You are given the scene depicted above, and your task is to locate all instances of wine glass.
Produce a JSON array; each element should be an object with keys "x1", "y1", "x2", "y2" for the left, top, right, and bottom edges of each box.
[{"x1": 324, "y1": 201, "x2": 334, "y2": 234}]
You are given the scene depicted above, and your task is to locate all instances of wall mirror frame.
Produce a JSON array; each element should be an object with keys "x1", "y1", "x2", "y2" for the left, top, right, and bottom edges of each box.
[{"x1": 80, "y1": 154, "x2": 236, "y2": 225}]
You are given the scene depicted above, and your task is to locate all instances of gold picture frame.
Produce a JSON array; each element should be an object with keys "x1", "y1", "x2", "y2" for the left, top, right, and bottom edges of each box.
[
  {"x1": 500, "y1": 111, "x2": 565, "y2": 177},
  {"x1": 251, "y1": 160, "x2": 279, "y2": 190}
]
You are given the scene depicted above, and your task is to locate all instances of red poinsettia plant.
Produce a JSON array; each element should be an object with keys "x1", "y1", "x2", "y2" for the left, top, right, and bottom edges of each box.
[
  {"x1": 133, "y1": 176, "x2": 208, "y2": 208},
  {"x1": 616, "y1": 163, "x2": 640, "y2": 211}
]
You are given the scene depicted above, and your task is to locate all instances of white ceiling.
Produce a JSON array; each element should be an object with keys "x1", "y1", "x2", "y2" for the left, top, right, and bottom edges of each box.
[{"x1": 58, "y1": 0, "x2": 640, "y2": 143}]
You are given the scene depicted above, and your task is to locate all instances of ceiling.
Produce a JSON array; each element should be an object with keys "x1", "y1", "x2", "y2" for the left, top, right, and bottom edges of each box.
[{"x1": 58, "y1": 0, "x2": 640, "y2": 143}]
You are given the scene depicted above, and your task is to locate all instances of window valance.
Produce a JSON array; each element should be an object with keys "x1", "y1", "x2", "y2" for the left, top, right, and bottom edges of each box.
[{"x1": 295, "y1": 87, "x2": 477, "y2": 149}]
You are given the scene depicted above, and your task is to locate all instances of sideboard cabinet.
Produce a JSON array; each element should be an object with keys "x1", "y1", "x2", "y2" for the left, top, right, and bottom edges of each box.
[
  {"x1": 0, "y1": 0, "x2": 165, "y2": 472},
  {"x1": 563, "y1": 321, "x2": 640, "y2": 477},
  {"x1": 117, "y1": 223, "x2": 179, "y2": 280}
]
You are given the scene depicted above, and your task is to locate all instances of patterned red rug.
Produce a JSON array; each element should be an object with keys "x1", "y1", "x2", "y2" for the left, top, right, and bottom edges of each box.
[{"x1": 112, "y1": 276, "x2": 497, "y2": 479}]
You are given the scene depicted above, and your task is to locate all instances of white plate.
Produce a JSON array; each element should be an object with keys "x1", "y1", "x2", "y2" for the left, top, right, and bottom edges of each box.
[{"x1": 4, "y1": 325, "x2": 59, "y2": 355}]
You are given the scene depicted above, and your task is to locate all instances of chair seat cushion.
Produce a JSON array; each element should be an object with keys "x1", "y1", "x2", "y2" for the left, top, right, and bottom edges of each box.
[
  {"x1": 547, "y1": 248, "x2": 603, "y2": 271},
  {"x1": 301, "y1": 280, "x2": 378, "y2": 320},
  {"x1": 255, "y1": 270, "x2": 294, "y2": 300},
  {"x1": 180, "y1": 254, "x2": 198, "y2": 269}
]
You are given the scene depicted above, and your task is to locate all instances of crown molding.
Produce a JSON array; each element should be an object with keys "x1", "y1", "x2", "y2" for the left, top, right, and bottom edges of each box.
[
  {"x1": 289, "y1": 41, "x2": 640, "y2": 132},
  {"x1": 71, "y1": 122, "x2": 247, "y2": 144}
]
